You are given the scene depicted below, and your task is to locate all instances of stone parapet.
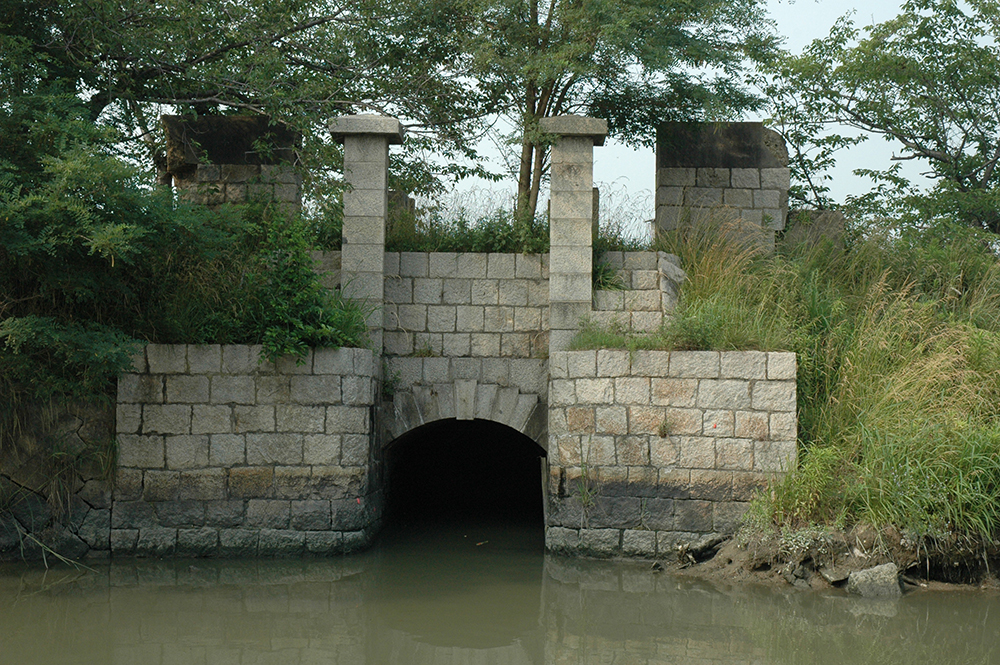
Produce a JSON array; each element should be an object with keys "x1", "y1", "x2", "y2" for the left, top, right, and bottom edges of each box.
[
  {"x1": 113, "y1": 344, "x2": 378, "y2": 557},
  {"x1": 545, "y1": 349, "x2": 796, "y2": 558},
  {"x1": 383, "y1": 251, "x2": 549, "y2": 358},
  {"x1": 655, "y1": 122, "x2": 789, "y2": 249}
]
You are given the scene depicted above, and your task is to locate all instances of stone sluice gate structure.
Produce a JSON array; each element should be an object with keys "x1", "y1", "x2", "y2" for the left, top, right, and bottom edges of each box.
[{"x1": 0, "y1": 115, "x2": 796, "y2": 560}]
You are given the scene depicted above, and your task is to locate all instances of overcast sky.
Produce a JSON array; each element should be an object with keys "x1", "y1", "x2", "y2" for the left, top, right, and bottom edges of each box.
[{"x1": 589, "y1": 0, "x2": 921, "y2": 212}]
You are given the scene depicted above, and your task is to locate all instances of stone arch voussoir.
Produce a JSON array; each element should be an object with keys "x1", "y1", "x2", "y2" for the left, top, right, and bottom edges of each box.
[{"x1": 388, "y1": 380, "x2": 547, "y2": 451}]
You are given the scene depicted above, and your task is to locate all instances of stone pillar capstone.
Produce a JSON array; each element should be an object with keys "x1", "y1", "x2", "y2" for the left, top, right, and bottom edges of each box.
[
  {"x1": 330, "y1": 115, "x2": 404, "y2": 353},
  {"x1": 540, "y1": 115, "x2": 607, "y2": 352}
]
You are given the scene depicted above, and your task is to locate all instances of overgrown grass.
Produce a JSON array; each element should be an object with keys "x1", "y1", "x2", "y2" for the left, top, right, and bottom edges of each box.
[{"x1": 573, "y1": 216, "x2": 1000, "y2": 540}]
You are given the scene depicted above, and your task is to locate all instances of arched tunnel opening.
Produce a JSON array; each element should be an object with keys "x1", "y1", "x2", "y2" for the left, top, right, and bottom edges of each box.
[{"x1": 384, "y1": 418, "x2": 546, "y2": 536}]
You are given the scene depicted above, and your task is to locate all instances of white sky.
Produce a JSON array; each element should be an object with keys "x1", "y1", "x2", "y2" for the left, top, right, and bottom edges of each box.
[{"x1": 456, "y1": 0, "x2": 926, "y2": 221}]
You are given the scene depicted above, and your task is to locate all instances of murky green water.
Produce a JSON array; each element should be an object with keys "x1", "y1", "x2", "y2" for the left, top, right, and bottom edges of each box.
[{"x1": 2, "y1": 524, "x2": 999, "y2": 664}]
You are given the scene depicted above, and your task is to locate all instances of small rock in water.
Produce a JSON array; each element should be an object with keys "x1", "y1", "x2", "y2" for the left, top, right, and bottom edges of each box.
[
  {"x1": 819, "y1": 567, "x2": 850, "y2": 585},
  {"x1": 847, "y1": 563, "x2": 902, "y2": 598}
]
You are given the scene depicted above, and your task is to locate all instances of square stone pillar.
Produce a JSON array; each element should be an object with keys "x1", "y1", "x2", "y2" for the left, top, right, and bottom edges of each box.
[
  {"x1": 330, "y1": 115, "x2": 404, "y2": 352},
  {"x1": 539, "y1": 116, "x2": 607, "y2": 352}
]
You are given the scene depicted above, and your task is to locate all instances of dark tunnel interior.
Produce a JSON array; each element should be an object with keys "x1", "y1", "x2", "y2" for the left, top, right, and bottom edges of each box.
[{"x1": 384, "y1": 419, "x2": 546, "y2": 531}]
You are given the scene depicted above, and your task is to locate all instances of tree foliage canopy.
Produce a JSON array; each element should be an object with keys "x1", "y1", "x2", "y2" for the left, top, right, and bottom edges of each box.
[
  {"x1": 767, "y1": 0, "x2": 1000, "y2": 230},
  {"x1": 454, "y1": 0, "x2": 777, "y2": 220}
]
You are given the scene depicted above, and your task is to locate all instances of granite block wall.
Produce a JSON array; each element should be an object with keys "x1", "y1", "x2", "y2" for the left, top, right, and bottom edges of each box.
[
  {"x1": 545, "y1": 349, "x2": 797, "y2": 558},
  {"x1": 113, "y1": 344, "x2": 379, "y2": 557},
  {"x1": 382, "y1": 252, "x2": 550, "y2": 358}
]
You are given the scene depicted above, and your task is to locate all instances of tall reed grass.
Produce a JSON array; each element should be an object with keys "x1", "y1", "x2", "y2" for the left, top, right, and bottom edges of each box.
[{"x1": 576, "y1": 215, "x2": 1000, "y2": 539}]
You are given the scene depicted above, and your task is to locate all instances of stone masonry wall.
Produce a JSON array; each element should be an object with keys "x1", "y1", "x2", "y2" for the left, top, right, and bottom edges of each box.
[
  {"x1": 382, "y1": 252, "x2": 550, "y2": 358},
  {"x1": 655, "y1": 122, "x2": 790, "y2": 250},
  {"x1": 172, "y1": 164, "x2": 302, "y2": 210},
  {"x1": 113, "y1": 344, "x2": 379, "y2": 557},
  {"x1": 545, "y1": 349, "x2": 796, "y2": 558}
]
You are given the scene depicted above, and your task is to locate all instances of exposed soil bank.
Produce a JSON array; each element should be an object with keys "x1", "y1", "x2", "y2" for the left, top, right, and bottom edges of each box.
[{"x1": 664, "y1": 526, "x2": 1000, "y2": 593}]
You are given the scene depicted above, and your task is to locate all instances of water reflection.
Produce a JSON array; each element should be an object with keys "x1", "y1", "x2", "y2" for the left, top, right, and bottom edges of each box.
[{"x1": 2, "y1": 527, "x2": 1000, "y2": 665}]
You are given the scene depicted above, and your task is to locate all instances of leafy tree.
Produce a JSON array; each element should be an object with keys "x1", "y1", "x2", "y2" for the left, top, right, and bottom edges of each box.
[
  {"x1": 772, "y1": 0, "x2": 1000, "y2": 230},
  {"x1": 456, "y1": 0, "x2": 776, "y2": 222}
]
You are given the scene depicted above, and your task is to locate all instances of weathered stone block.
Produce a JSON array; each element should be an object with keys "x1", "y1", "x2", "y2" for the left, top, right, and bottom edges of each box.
[
  {"x1": 306, "y1": 530, "x2": 344, "y2": 553},
  {"x1": 770, "y1": 411, "x2": 797, "y2": 441},
  {"x1": 142, "y1": 404, "x2": 191, "y2": 435},
  {"x1": 616, "y1": 377, "x2": 652, "y2": 405},
  {"x1": 112, "y1": 500, "x2": 158, "y2": 529},
  {"x1": 179, "y1": 469, "x2": 227, "y2": 500},
  {"x1": 291, "y1": 500, "x2": 332, "y2": 530},
  {"x1": 116, "y1": 404, "x2": 142, "y2": 435},
  {"x1": 751, "y1": 381, "x2": 796, "y2": 411},
  {"x1": 650, "y1": 436, "x2": 679, "y2": 467},
  {"x1": 628, "y1": 351, "x2": 668, "y2": 378},
  {"x1": 426, "y1": 305, "x2": 457, "y2": 332},
  {"x1": 135, "y1": 527, "x2": 177, "y2": 557},
  {"x1": 651, "y1": 378, "x2": 698, "y2": 407},
  {"x1": 313, "y1": 347, "x2": 355, "y2": 375},
  {"x1": 303, "y1": 434, "x2": 341, "y2": 465},
  {"x1": 221, "y1": 345, "x2": 259, "y2": 374},
  {"x1": 767, "y1": 352, "x2": 797, "y2": 380},
  {"x1": 331, "y1": 499, "x2": 366, "y2": 531},
  {"x1": 246, "y1": 499, "x2": 290, "y2": 529},
  {"x1": 673, "y1": 500, "x2": 713, "y2": 532},
  {"x1": 228, "y1": 466, "x2": 274, "y2": 499},
  {"x1": 399, "y1": 252, "x2": 429, "y2": 277},
  {"x1": 219, "y1": 529, "x2": 258, "y2": 556},
  {"x1": 251, "y1": 376, "x2": 288, "y2": 404},
  {"x1": 205, "y1": 500, "x2": 245, "y2": 527},
  {"x1": 118, "y1": 434, "x2": 165, "y2": 468},
  {"x1": 698, "y1": 379, "x2": 752, "y2": 410},
  {"x1": 210, "y1": 376, "x2": 255, "y2": 405},
  {"x1": 733, "y1": 411, "x2": 768, "y2": 440},
  {"x1": 114, "y1": 469, "x2": 143, "y2": 501},
  {"x1": 147, "y1": 344, "x2": 187, "y2": 374},
  {"x1": 583, "y1": 435, "x2": 615, "y2": 465},
  {"x1": 191, "y1": 405, "x2": 232, "y2": 435},
  {"x1": 690, "y1": 470, "x2": 733, "y2": 502},
  {"x1": 669, "y1": 352, "x2": 720, "y2": 378},
  {"x1": 677, "y1": 436, "x2": 716, "y2": 469},
  {"x1": 720, "y1": 351, "x2": 767, "y2": 380},
  {"x1": 617, "y1": 435, "x2": 650, "y2": 465},
  {"x1": 442, "y1": 278, "x2": 472, "y2": 304},
  {"x1": 276, "y1": 405, "x2": 326, "y2": 433},
  {"x1": 628, "y1": 405, "x2": 666, "y2": 435},
  {"x1": 580, "y1": 529, "x2": 619, "y2": 556},
  {"x1": 274, "y1": 466, "x2": 312, "y2": 499},
  {"x1": 713, "y1": 501, "x2": 749, "y2": 533},
  {"x1": 176, "y1": 527, "x2": 219, "y2": 556},
  {"x1": 154, "y1": 500, "x2": 206, "y2": 527},
  {"x1": 442, "y1": 333, "x2": 472, "y2": 357},
  {"x1": 246, "y1": 433, "x2": 303, "y2": 465},
  {"x1": 760, "y1": 167, "x2": 791, "y2": 190},
  {"x1": 309, "y1": 466, "x2": 362, "y2": 500},
  {"x1": 622, "y1": 530, "x2": 657, "y2": 557},
  {"x1": 341, "y1": 434, "x2": 369, "y2": 466},
  {"x1": 702, "y1": 409, "x2": 734, "y2": 437},
  {"x1": 165, "y1": 375, "x2": 209, "y2": 403},
  {"x1": 165, "y1": 434, "x2": 210, "y2": 469},
  {"x1": 576, "y1": 378, "x2": 613, "y2": 403},
  {"x1": 233, "y1": 405, "x2": 275, "y2": 433},
  {"x1": 545, "y1": 526, "x2": 581, "y2": 553},
  {"x1": 595, "y1": 405, "x2": 628, "y2": 435},
  {"x1": 209, "y1": 433, "x2": 245, "y2": 466},
  {"x1": 755, "y1": 439, "x2": 796, "y2": 472},
  {"x1": 77, "y1": 509, "x2": 111, "y2": 549},
  {"x1": 118, "y1": 374, "x2": 163, "y2": 404},
  {"x1": 663, "y1": 407, "x2": 701, "y2": 436},
  {"x1": 483, "y1": 306, "x2": 515, "y2": 333},
  {"x1": 326, "y1": 406, "x2": 369, "y2": 434}
]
